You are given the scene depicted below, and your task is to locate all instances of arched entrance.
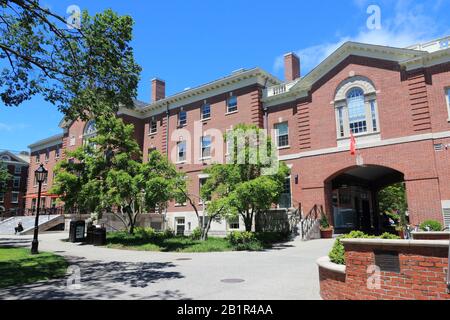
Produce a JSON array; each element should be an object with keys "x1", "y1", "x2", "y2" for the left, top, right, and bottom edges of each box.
[{"x1": 325, "y1": 165, "x2": 405, "y2": 234}]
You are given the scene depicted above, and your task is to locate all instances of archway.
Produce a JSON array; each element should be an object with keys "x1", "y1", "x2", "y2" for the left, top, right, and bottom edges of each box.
[{"x1": 324, "y1": 165, "x2": 405, "y2": 234}]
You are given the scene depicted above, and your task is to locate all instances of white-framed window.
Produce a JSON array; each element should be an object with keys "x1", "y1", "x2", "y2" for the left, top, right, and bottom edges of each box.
[
  {"x1": 178, "y1": 110, "x2": 187, "y2": 127},
  {"x1": 11, "y1": 192, "x2": 19, "y2": 204},
  {"x1": 227, "y1": 95, "x2": 237, "y2": 113},
  {"x1": 228, "y1": 217, "x2": 240, "y2": 230},
  {"x1": 55, "y1": 146, "x2": 60, "y2": 159},
  {"x1": 35, "y1": 154, "x2": 40, "y2": 163},
  {"x1": 275, "y1": 122, "x2": 289, "y2": 148},
  {"x1": 0, "y1": 193, "x2": 4, "y2": 203},
  {"x1": 201, "y1": 104, "x2": 211, "y2": 120},
  {"x1": 201, "y1": 136, "x2": 212, "y2": 159},
  {"x1": 14, "y1": 165, "x2": 21, "y2": 174},
  {"x1": 446, "y1": 88, "x2": 450, "y2": 120},
  {"x1": 69, "y1": 135, "x2": 76, "y2": 146},
  {"x1": 0, "y1": 155, "x2": 10, "y2": 161},
  {"x1": 149, "y1": 119, "x2": 157, "y2": 134},
  {"x1": 334, "y1": 78, "x2": 379, "y2": 138},
  {"x1": 13, "y1": 177, "x2": 20, "y2": 189},
  {"x1": 44, "y1": 149, "x2": 49, "y2": 162},
  {"x1": 177, "y1": 141, "x2": 186, "y2": 162}
]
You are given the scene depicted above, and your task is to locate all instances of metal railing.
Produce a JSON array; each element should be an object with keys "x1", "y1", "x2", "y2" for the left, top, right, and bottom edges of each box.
[{"x1": 301, "y1": 204, "x2": 323, "y2": 240}]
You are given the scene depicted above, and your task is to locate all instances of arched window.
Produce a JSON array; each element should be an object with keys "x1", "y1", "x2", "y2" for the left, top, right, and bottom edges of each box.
[
  {"x1": 334, "y1": 77, "x2": 379, "y2": 138},
  {"x1": 0, "y1": 155, "x2": 11, "y2": 161},
  {"x1": 83, "y1": 120, "x2": 97, "y2": 146}
]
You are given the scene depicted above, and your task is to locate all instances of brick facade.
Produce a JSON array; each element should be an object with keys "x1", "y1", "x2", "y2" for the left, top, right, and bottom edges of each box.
[
  {"x1": 24, "y1": 40, "x2": 450, "y2": 232},
  {"x1": 0, "y1": 151, "x2": 29, "y2": 215}
]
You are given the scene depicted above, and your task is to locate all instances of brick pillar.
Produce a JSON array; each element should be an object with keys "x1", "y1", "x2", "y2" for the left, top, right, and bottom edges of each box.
[{"x1": 405, "y1": 178, "x2": 443, "y2": 225}]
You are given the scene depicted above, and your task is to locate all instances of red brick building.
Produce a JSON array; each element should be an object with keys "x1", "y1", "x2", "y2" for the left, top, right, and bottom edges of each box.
[
  {"x1": 25, "y1": 37, "x2": 450, "y2": 234},
  {"x1": 0, "y1": 150, "x2": 29, "y2": 215}
]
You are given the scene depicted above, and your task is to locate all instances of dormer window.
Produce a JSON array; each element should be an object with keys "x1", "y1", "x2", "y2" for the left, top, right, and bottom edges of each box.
[
  {"x1": 178, "y1": 111, "x2": 187, "y2": 127},
  {"x1": 334, "y1": 77, "x2": 379, "y2": 138}
]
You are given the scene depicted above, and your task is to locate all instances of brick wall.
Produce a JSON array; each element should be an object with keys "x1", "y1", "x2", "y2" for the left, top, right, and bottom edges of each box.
[{"x1": 318, "y1": 239, "x2": 450, "y2": 300}]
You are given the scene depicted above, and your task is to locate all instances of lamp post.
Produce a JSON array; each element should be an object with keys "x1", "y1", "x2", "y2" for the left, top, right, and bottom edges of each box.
[{"x1": 31, "y1": 164, "x2": 48, "y2": 255}]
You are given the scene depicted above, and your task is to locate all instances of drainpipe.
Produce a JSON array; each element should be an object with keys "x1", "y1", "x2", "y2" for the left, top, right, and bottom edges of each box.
[
  {"x1": 164, "y1": 103, "x2": 170, "y2": 231},
  {"x1": 447, "y1": 240, "x2": 450, "y2": 293}
]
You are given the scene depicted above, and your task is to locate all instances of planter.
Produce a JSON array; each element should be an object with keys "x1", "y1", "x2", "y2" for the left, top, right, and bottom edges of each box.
[
  {"x1": 320, "y1": 229, "x2": 333, "y2": 239},
  {"x1": 397, "y1": 229, "x2": 405, "y2": 239}
]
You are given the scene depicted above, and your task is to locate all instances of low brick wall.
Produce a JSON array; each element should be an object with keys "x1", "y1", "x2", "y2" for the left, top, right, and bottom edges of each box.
[
  {"x1": 412, "y1": 232, "x2": 450, "y2": 240},
  {"x1": 318, "y1": 239, "x2": 450, "y2": 300}
]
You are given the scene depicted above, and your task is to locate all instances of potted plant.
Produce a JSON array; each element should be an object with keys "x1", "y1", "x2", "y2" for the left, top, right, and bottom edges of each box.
[
  {"x1": 320, "y1": 214, "x2": 333, "y2": 239},
  {"x1": 395, "y1": 225, "x2": 405, "y2": 239}
]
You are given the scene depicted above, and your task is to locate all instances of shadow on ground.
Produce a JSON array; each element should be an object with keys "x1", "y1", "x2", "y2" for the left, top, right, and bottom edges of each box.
[
  {"x1": 0, "y1": 237, "x2": 31, "y2": 248},
  {"x1": 0, "y1": 256, "x2": 188, "y2": 300}
]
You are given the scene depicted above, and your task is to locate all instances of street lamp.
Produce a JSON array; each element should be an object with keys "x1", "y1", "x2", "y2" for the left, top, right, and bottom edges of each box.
[{"x1": 31, "y1": 164, "x2": 48, "y2": 254}]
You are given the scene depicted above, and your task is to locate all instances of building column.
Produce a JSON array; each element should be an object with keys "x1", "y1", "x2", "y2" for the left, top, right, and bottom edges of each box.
[{"x1": 405, "y1": 178, "x2": 443, "y2": 226}]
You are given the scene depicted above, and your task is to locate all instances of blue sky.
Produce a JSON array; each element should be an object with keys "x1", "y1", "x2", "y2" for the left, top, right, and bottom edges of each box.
[{"x1": 1, "y1": 0, "x2": 449, "y2": 152}]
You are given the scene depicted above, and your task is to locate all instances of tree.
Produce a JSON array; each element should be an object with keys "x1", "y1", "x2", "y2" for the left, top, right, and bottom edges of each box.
[
  {"x1": 0, "y1": 1, "x2": 141, "y2": 120},
  {"x1": 378, "y1": 182, "x2": 408, "y2": 226},
  {"x1": 51, "y1": 117, "x2": 179, "y2": 234},
  {"x1": 0, "y1": 163, "x2": 11, "y2": 194},
  {"x1": 201, "y1": 124, "x2": 290, "y2": 232}
]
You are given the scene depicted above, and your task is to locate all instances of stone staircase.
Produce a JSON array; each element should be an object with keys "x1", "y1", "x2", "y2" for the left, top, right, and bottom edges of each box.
[{"x1": 0, "y1": 215, "x2": 64, "y2": 235}]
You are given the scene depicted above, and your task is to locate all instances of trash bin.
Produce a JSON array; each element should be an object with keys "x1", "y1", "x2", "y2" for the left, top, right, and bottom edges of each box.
[
  {"x1": 69, "y1": 220, "x2": 86, "y2": 243},
  {"x1": 92, "y1": 227, "x2": 106, "y2": 246},
  {"x1": 85, "y1": 225, "x2": 95, "y2": 244}
]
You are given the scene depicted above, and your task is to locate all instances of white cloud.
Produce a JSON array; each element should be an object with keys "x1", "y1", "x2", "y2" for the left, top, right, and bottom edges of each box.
[
  {"x1": 0, "y1": 122, "x2": 28, "y2": 132},
  {"x1": 274, "y1": 0, "x2": 449, "y2": 75}
]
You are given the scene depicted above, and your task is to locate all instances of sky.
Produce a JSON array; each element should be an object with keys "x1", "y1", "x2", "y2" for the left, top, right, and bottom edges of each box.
[{"x1": 1, "y1": 0, "x2": 449, "y2": 152}]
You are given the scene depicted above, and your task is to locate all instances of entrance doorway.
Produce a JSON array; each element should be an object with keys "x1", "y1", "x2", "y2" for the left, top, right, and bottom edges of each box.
[{"x1": 326, "y1": 165, "x2": 405, "y2": 234}]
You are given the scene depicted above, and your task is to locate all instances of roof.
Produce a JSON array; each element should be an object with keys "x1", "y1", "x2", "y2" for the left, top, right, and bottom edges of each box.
[
  {"x1": 0, "y1": 150, "x2": 29, "y2": 165},
  {"x1": 27, "y1": 133, "x2": 64, "y2": 149},
  {"x1": 263, "y1": 40, "x2": 440, "y2": 106}
]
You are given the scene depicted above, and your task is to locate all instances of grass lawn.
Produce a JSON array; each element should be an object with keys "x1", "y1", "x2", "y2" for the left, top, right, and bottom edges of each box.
[
  {"x1": 106, "y1": 232, "x2": 234, "y2": 252},
  {"x1": 0, "y1": 247, "x2": 69, "y2": 288},
  {"x1": 106, "y1": 230, "x2": 289, "y2": 252}
]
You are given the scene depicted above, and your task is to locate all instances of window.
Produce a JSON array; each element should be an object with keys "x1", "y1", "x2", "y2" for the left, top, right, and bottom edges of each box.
[
  {"x1": 35, "y1": 154, "x2": 40, "y2": 163},
  {"x1": 446, "y1": 88, "x2": 450, "y2": 119},
  {"x1": 45, "y1": 149, "x2": 49, "y2": 162},
  {"x1": 13, "y1": 177, "x2": 20, "y2": 189},
  {"x1": 227, "y1": 96, "x2": 237, "y2": 113},
  {"x1": 149, "y1": 119, "x2": 157, "y2": 134},
  {"x1": 228, "y1": 217, "x2": 240, "y2": 230},
  {"x1": 278, "y1": 177, "x2": 292, "y2": 209},
  {"x1": 84, "y1": 120, "x2": 96, "y2": 136},
  {"x1": 11, "y1": 192, "x2": 19, "y2": 204},
  {"x1": 0, "y1": 155, "x2": 10, "y2": 161},
  {"x1": 55, "y1": 146, "x2": 60, "y2": 159},
  {"x1": 275, "y1": 122, "x2": 289, "y2": 148},
  {"x1": 334, "y1": 79, "x2": 379, "y2": 138},
  {"x1": 69, "y1": 135, "x2": 76, "y2": 146},
  {"x1": 201, "y1": 136, "x2": 211, "y2": 159},
  {"x1": 14, "y1": 165, "x2": 21, "y2": 174},
  {"x1": 347, "y1": 88, "x2": 367, "y2": 134},
  {"x1": 177, "y1": 141, "x2": 186, "y2": 162},
  {"x1": 0, "y1": 193, "x2": 4, "y2": 203},
  {"x1": 178, "y1": 111, "x2": 187, "y2": 127},
  {"x1": 201, "y1": 104, "x2": 211, "y2": 120}
]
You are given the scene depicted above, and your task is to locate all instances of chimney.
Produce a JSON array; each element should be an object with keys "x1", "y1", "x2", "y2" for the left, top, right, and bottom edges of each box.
[
  {"x1": 151, "y1": 78, "x2": 165, "y2": 102},
  {"x1": 284, "y1": 52, "x2": 300, "y2": 81}
]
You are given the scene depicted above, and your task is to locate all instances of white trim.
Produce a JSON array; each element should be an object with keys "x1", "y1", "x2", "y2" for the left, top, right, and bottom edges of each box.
[
  {"x1": 280, "y1": 130, "x2": 450, "y2": 161},
  {"x1": 445, "y1": 87, "x2": 450, "y2": 122}
]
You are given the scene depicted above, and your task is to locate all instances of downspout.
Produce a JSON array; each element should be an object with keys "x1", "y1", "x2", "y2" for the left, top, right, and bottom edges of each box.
[
  {"x1": 164, "y1": 103, "x2": 170, "y2": 231},
  {"x1": 262, "y1": 77, "x2": 269, "y2": 133}
]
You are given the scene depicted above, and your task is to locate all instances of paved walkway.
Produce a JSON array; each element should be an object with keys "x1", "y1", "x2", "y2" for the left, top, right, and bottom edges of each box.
[{"x1": 0, "y1": 232, "x2": 334, "y2": 300}]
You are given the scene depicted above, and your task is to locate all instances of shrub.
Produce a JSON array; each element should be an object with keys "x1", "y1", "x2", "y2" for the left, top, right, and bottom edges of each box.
[
  {"x1": 134, "y1": 227, "x2": 156, "y2": 240},
  {"x1": 320, "y1": 214, "x2": 332, "y2": 230},
  {"x1": 419, "y1": 220, "x2": 442, "y2": 232},
  {"x1": 227, "y1": 231, "x2": 263, "y2": 251},
  {"x1": 190, "y1": 227, "x2": 202, "y2": 240},
  {"x1": 162, "y1": 229, "x2": 175, "y2": 239},
  {"x1": 328, "y1": 231, "x2": 400, "y2": 265}
]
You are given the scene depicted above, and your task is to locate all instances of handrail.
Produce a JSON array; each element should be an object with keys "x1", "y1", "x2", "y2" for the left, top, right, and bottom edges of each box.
[{"x1": 301, "y1": 204, "x2": 324, "y2": 240}]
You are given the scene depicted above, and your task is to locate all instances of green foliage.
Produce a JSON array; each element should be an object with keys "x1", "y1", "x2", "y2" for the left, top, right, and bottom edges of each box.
[
  {"x1": 378, "y1": 183, "x2": 408, "y2": 226},
  {"x1": 419, "y1": 220, "x2": 442, "y2": 231},
  {"x1": 201, "y1": 124, "x2": 290, "y2": 232},
  {"x1": 0, "y1": 247, "x2": 68, "y2": 288},
  {"x1": 190, "y1": 227, "x2": 202, "y2": 240},
  {"x1": 227, "y1": 231, "x2": 264, "y2": 251},
  {"x1": 0, "y1": 3, "x2": 141, "y2": 120},
  {"x1": 320, "y1": 214, "x2": 331, "y2": 230},
  {"x1": 51, "y1": 116, "x2": 179, "y2": 234},
  {"x1": 329, "y1": 231, "x2": 400, "y2": 265},
  {"x1": 0, "y1": 163, "x2": 11, "y2": 194}
]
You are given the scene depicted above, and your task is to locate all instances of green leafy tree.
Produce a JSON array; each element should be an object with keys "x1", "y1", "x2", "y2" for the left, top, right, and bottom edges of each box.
[
  {"x1": 201, "y1": 124, "x2": 290, "y2": 233},
  {"x1": 51, "y1": 117, "x2": 179, "y2": 234},
  {"x1": 378, "y1": 183, "x2": 408, "y2": 226},
  {"x1": 0, "y1": 163, "x2": 11, "y2": 194},
  {"x1": 0, "y1": 1, "x2": 141, "y2": 120}
]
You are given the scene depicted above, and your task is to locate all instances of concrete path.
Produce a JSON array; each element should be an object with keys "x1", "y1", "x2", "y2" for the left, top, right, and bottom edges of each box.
[{"x1": 0, "y1": 232, "x2": 334, "y2": 300}]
